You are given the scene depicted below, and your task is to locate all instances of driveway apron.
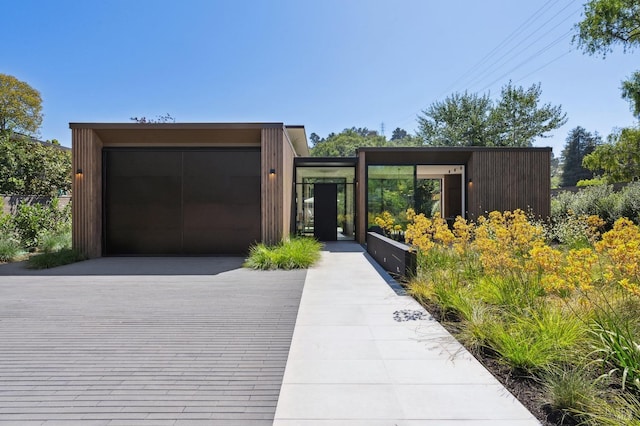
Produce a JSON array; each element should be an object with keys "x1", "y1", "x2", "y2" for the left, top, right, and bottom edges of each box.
[{"x1": 0, "y1": 258, "x2": 305, "y2": 426}]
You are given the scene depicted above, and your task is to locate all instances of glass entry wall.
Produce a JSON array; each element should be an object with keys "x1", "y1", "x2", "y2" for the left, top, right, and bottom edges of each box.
[
  {"x1": 367, "y1": 164, "x2": 465, "y2": 229},
  {"x1": 295, "y1": 165, "x2": 356, "y2": 241}
]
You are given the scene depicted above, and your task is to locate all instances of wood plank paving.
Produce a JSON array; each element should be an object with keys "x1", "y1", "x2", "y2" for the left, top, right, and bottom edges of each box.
[{"x1": 0, "y1": 259, "x2": 305, "y2": 425}]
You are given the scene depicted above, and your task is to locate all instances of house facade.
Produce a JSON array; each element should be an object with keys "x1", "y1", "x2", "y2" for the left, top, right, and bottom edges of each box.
[{"x1": 71, "y1": 123, "x2": 550, "y2": 257}]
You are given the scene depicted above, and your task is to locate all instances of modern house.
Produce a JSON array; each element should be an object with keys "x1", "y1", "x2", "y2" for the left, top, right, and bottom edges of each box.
[{"x1": 71, "y1": 122, "x2": 551, "y2": 258}]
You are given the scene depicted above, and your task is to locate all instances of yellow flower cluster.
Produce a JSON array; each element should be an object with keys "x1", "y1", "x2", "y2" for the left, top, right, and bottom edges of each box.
[
  {"x1": 374, "y1": 211, "x2": 395, "y2": 234},
  {"x1": 595, "y1": 218, "x2": 640, "y2": 295},
  {"x1": 404, "y1": 209, "x2": 455, "y2": 253},
  {"x1": 473, "y1": 210, "x2": 544, "y2": 273},
  {"x1": 401, "y1": 208, "x2": 640, "y2": 299}
]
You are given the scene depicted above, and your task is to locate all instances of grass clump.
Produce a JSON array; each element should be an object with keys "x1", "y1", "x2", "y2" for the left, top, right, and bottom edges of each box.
[
  {"x1": 27, "y1": 248, "x2": 86, "y2": 269},
  {"x1": 244, "y1": 237, "x2": 322, "y2": 270},
  {"x1": 0, "y1": 235, "x2": 23, "y2": 262}
]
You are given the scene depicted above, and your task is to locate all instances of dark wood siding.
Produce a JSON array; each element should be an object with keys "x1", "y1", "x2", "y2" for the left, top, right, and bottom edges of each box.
[{"x1": 467, "y1": 150, "x2": 550, "y2": 219}]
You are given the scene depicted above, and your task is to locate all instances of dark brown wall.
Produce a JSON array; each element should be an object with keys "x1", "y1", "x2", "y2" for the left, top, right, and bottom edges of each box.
[{"x1": 466, "y1": 149, "x2": 550, "y2": 219}]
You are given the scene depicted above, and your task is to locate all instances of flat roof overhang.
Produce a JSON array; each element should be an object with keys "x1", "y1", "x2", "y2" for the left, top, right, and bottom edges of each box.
[
  {"x1": 294, "y1": 157, "x2": 358, "y2": 167},
  {"x1": 69, "y1": 122, "x2": 310, "y2": 156},
  {"x1": 357, "y1": 146, "x2": 551, "y2": 165}
]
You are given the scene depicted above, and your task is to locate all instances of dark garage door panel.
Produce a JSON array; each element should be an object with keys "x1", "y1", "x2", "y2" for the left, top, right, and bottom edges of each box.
[{"x1": 105, "y1": 149, "x2": 261, "y2": 255}]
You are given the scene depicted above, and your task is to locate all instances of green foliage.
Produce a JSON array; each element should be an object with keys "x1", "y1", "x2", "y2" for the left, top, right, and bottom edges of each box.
[
  {"x1": 560, "y1": 126, "x2": 601, "y2": 187},
  {"x1": 583, "y1": 127, "x2": 640, "y2": 183},
  {"x1": 551, "y1": 182, "x2": 640, "y2": 226},
  {"x1": 27, "y1": 248, "x2": 86, "y2": 269},
  {"x1": 417, "y1": 91, "x2": 493, "y2": 146},
  {"x1": 581, "y1": 392, "x2": 640, "y2": 425},
  {"x1": 310, "y1": 127, "x2": 422, "y2": 157},
  {"x1": 0, "y1": 133, "x2": 72, "y2": 196},
  {"x1": 37, "y1": 226, "x2": 71, "y2": 254},
  {"x1": 622, "y1": 70, "x2": 640, "y2": 119},
  {"x1": 0, "y1": 74, "x2": 42, "y2": 135},
  {"x1": 591, "y1": 312, "x2": 640, "y2": 392},
  {"x1": 417, "y1": 82, "x2": 566, "y2": 147},
  {"x1": 486, "y1": 308, "x2": 586, "y2": 373},
  {"x1": 574, "y1": 0, "x2": 640, "y2": 57},
  {"x1": 490, "y1": 82, "x2": 568, "y2": 147},
  {"x1": 542, "y1": 367, "x2": 597, "y2": 423},
  {"x1": 12, "y1": 199, "x2": 71, "y2": 248},
  {"x1": 0, "y1": 234, "x2": 22, "y2": 262},
  {"x1": 244, "y1": 237, "x2": 322, "y2": 270}
]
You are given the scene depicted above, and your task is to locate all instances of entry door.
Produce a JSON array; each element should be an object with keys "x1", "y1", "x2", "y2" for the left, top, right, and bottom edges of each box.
[{"x1": 313, "y1": 183, "x2": 337, "y2": 241}]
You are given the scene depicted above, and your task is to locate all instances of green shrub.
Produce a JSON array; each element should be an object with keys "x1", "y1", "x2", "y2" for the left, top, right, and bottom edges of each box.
[
  {"x1": 37, "y1": 226, "x2": 71, "y2": 253},
  {"x1": 551, "y1": 183, "x2": 640, "y2": 227},
  {"x1": 13, "y1": 199, "x2": 70, "y2": 248},
  {"x1": 591, "y1": 312, "x2": 640, "y2": 392},
  {"x1": 244, "y1": 237, "x2": 322, "y2": 270},
  {"x1": 542, "y1": 366, "x2": 597, "y2": 422},
  {"x1": 0, "y1": 234, "x2": 22, "y2": 262},
  {"x1": 27, "y1": 248, "x2": 86, "y2": 269}
]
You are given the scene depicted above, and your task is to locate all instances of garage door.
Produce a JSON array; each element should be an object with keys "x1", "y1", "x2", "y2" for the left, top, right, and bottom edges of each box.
[{"x1": 104, "y1": 148, "x2": 261, "y2": 255}]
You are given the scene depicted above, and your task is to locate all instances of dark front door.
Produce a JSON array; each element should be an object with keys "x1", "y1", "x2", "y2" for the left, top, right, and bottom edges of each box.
[{"x1": 313, "y1": 183, "x2": 337, "y2": 241}]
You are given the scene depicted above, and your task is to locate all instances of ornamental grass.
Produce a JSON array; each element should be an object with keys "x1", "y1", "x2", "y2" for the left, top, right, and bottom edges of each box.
[{"x1": 382, "y1": 208, "x2": 640, "y2": 424}]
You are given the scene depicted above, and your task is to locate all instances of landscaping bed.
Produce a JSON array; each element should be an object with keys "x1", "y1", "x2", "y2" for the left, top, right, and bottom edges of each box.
[{"x1": 385, "y1": 206, "x2": 640, "y2": 425}]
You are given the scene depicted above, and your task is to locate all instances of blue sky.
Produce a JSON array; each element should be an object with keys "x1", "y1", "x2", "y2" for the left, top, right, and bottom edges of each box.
[{"x1": 4, "y1": 0, "x2": 638, "y2": 155}]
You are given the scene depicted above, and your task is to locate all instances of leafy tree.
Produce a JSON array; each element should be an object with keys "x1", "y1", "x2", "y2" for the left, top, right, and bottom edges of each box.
[
  {"x1": 311, "y1": 128, "x2": 386, "y2": 157},
  {"x1": 391, "y1": 128, "x2": 408, "y2": 141},
  {"x1": 490, "y1": 82, "x2": 567, "y2": 147},
  {"x1": 560, "y1": 126, "x2": 601, "y2": 187},
  {"x1": 309, "y1": 132, "x2": 321, "y2": 146},
  {"x1": 0, "y1": 133, "x2": 71, "y2": 196},
  {"x1": 417, "y1": 92, "x2": 493, "y2": 146},
  {"x1": 130, "y1": 113, "x2": 175, "y2": 123},
  {"x1": 622, "y1": 70, "x2": 640, "y2": 119},
  {"x1": 0, "y1": 74, "x2": 43, "y2": 135},
  {"x1": 583, "y1": 127, "x2": 640, "y2": 182},
  {"x1": 574, "y1": 0, "x2": 640, "y2": 57},
  {"x1": 417, "y1": 82, "x2": 566, "y2": 147}
]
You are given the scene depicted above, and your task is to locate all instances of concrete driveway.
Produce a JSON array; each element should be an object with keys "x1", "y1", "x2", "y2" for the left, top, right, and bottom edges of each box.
[{"x1": 0, "y1": 258, "x2": 306, "y2": 426}]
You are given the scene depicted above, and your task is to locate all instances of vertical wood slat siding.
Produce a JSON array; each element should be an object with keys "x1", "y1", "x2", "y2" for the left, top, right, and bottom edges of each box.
[
  {"x1": 468, "y1": 150, "x2": 550, "y2": 219},
  {"x1": 72, "y1": 129, "x2": 103, "y2": 258},
  {"x1": 281, "y1": 133, "x2": 295, "y2": 238},
  {"x1": 261, "y1": 127, "x2": 284, "y2": 245}
]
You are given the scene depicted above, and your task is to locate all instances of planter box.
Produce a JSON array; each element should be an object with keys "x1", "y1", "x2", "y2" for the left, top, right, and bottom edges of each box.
[{"x1": 366, "y1": 231, "x2": 416, "y2": 279}]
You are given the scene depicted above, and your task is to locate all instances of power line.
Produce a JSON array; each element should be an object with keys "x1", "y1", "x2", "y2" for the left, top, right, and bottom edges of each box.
[{"x1": 436, "y1": 0, "x2": 558, "y2": 99}]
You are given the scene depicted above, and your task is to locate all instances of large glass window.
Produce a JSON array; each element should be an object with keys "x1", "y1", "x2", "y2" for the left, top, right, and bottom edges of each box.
[{"x1": 367, "y1": 165, "x2": 415, "y2": 228}]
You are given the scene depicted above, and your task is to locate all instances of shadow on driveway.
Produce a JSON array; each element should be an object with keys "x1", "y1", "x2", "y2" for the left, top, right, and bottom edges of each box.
[{"x1": 0, "y1": 256, "x2": 246, "y2": 276}]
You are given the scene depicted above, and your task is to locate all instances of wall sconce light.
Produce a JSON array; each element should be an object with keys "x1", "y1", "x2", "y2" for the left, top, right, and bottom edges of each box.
[
  {"x1": 269, "y1": 168, "x2": 276, "y2": 175},
  {"x1": 468, "y1": 178, "x2": 473, "y2": 184},
  {"x1": 76, "y1": 168, "x2": 83, "y2": 176}
]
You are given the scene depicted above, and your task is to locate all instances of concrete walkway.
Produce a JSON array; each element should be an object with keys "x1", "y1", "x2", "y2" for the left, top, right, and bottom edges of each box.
[{"x1": 274, "y1": 242, "x2": 541, "y2": 425}]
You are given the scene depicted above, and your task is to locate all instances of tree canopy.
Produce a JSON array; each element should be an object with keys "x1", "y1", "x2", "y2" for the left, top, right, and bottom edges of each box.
[
  {"x1": 310, "y1": 127, "x2": 421, "y2": 157},
  {"x1": 0, "y1": 74, "x2": 43, "y2": 135},
  {"x1": 417, "y1": 82, "x2": 566, "y2": 147},
  {"x1": 560, "y1": 126, "x2": 601, "y2": 187},
  {"x1": 583, "y1": 127, "x2": 640, "y2": 183},
  {"x1": 0, "y1": 133, "x2": 71, "y2": 196},
  {"x1": 622, "y1": 70, "x2": 640, "y2": 119},
  {"x1": 574, "y1": 0, "x2": 640, "y2": 57},
  {"x1": 417, "y1": 92, "x2": 493, "y2": 146}
]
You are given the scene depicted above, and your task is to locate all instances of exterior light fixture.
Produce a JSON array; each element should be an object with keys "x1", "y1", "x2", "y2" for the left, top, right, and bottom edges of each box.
[
  {"x1": 468, "y1": 178, "x2": 473, "y2": 184},
  {"x1": 76, "y1": 168, "x2": 83, "y2": 176},
  {"x1": 269, "y1": 168, "x2": 276, "y2": 175}
]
